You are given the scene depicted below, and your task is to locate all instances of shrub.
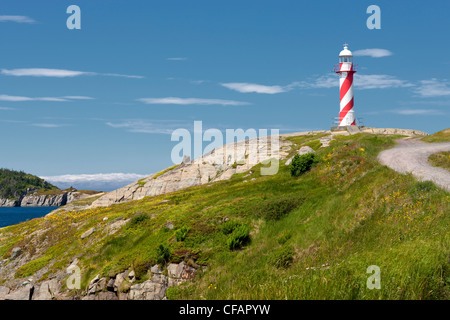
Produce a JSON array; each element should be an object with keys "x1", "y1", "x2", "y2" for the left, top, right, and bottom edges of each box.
[
  {"x1": 290, "y1": 153, "x2": 318, "y2": 177},
  {"x1": 175, "y1": 226, "x2": 190, "y2": 242},
  {"x1": 255, "y1": 196, "x2": 303, "y2": 221},
  {"x1": 276, "y1": 230, "x2": 292, "y2": 245},
  {"x1": 269, "y1": 246, "x2": 294, "y2": 268},
  {"x1": 227, "y1": 225, "x2": 250, "y2": 250},
  {"x1": 133, "y1": 257, "x2": 152, "y2": 281},
  {"x1": 155, "y1": 244, "x2": 172, "y2": 265},
  {"x1": 221, "y1": 219, "x2": 241, "y2": 235},
  {"x1": 129, "y1": 213, "x2": 149, "y2": 228}
]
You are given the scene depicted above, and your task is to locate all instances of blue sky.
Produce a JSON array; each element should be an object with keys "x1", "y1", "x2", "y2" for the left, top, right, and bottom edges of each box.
[{"x1": 1, "y1": 0, "x2": 449, "y2": 190}]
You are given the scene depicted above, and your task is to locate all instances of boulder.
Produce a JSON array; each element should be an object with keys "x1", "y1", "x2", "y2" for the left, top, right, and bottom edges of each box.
[
  {"x1": 128, "y1": 281, "x2": 166, "y2": 300},
  {"x1": 33, "y1": 279, "x2": 60, "y2": 300},
  {"x1": 4, "y1": 283, "x2": 34, "y2": 300},
  {"x1": 80, "y1": 227, "x2": 95, "y2": 239},
  {"x1": 285, "y1": 146, "x2": 316, "y2": 165},
  {"x1": 0, "y1": 286, "x2": 10, "y2": 300},
  {"x1": 10, "y1": 247, "x2": 22, "y2": 260}
]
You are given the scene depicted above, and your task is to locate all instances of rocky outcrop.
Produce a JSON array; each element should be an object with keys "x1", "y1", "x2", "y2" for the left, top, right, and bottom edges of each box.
[
  {"x1": 20, "y1": 193, "x2": 68, "y2": 207},
  {"x1": 0, "y1": 198, "x2": 18, "y2": 207},
  {"x1": 361, "y1": 127, "x2": 428, "y2": 137},
  {"x1": 91, "y1": 134, "x2": 296, "y2": 208},
  {"x1": 0, "y1": 191, "x2": 98, "y2": 208}
]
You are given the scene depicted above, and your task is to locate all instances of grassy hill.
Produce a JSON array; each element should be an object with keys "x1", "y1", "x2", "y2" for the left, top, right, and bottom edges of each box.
[
  {"x1": 0, "y1": 169, "x2": 59, "y2": 200},
  {"x1": 0, "y1": 132, "x2": 449, "y2": 299}
]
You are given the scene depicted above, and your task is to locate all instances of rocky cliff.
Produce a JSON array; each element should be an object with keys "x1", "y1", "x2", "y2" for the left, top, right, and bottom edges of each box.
[{"x1": 0, "y1": 191, "x2": 98, "y2": 208}]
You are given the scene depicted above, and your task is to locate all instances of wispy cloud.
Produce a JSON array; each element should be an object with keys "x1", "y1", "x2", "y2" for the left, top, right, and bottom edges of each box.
[
  {"x1": 32, "y1": 123, "x2": 69, "y2": 128},
  {"x1": 220, "y1": 82, "x2": 295, "y2": 94},
  {"x1": 353, "y1": 49, "x2": 393, "y2": 58},
  {"x1": 0, "y1": 107, "x2": 14, "y2": 110},
  {"x1": 137, "y1": 97, "x2": 251, "y2": 106},
  {"x1": 106, "y1": 119, "x2": 190, "y2": 134},
  {"x1": 1, "y1": 68, "x2": 144, "y2": 79},
  {"x1": 355, "y1": 74, "x2": 413, "y2": 89},
  {"x1": 0, "y1": 15, "x2": 35, "y2": 23},
  {"x1": 62, "y1": 96, "x2": 95, "y2": 100},
  {"x1": 0, "y1": 94, "x2": 94, "y2": 102},
  {"x1": 389, "y1": 108, "x2": 444, "y2": 115},
  {"x1": 0, "y1": 95, "x2": 68, "y2": 102},
  {"x1": 299, "y1": 74, "x2": 412, "y2": 90},
  {"x1": 413, "y1": 79, "x2": 450, "y2": 97},
  {"x1": 167, "y1": 57, "x2": 188, "y2": 61}
]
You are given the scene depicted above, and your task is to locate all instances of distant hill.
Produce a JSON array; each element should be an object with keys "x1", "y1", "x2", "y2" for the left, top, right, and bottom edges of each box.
[{"x1": 0, "y1": 168, "x2": 59, "y2": 200}]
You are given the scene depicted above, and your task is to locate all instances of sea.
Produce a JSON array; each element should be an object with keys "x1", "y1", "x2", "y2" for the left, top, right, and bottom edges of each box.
[{"x1": 0, "y1": 207, "x2": 58, "y2": 229}]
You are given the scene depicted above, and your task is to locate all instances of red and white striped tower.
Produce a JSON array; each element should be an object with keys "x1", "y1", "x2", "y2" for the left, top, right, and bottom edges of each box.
[{"x1": 336, "y1": 44, "x2": 357, "y2": 126}]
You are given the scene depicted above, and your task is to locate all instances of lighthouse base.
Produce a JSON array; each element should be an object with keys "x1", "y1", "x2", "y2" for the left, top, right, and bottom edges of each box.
[{"x1": 331, "y1": 125, "x2": 364, "y2": 135}]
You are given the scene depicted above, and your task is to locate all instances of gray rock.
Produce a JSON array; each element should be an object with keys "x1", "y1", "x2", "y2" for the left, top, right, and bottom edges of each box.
[
  {"x1": 81, "y1": 227, "x2": 95, "y2": 239},
  {"x1": 107, "y1": 278, "x2": 115, "y2": 291},
  {"x1": 4, "y1": 283, "x2": 34, "y2": 300},
  {"x1": 33, "y1": 279, "x2": 60, "y2": 300},
  {"x1": 129, "y1": 281, "x2": 166, "y2": 300},
  {"x1": 10, "y1": 247, "x2": 22, "y2": 260},
  {"x1": 285, "y1": 146, "x2": 316, "y2": 165},
  {"x1": 0, "y1": 286, "x2": 10, "y2": 300},
  {"x1": 151, "y1": 264, "x2": 163, "y2": 274}
]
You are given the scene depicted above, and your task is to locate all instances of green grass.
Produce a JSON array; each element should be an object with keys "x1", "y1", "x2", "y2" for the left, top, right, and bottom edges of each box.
[
  {"x1": 429, "y1": 151, "x2": 450, "y2": 171},
  {"x1": 1, "y1": 133, "x2": 449, "y2": 300},
  {"x1": 422, "y1": 128, "x2": 450, "y2": 143},
  {"x1": 153, "y1": 164, "x2": 180, "y2": 180}
]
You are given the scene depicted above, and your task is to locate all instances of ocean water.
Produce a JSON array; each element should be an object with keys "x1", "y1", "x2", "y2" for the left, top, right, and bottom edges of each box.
[{"x1": 0, "y1": 207, "x2": 58, "y2": 229}]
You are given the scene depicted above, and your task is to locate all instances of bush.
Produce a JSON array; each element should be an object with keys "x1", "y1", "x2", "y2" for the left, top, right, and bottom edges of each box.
[
  {"x1": 290, "y1": 153, "x2": 318, "y2": 177},
  {"x1": 276, "y1": 230, "x2": 292, "y2": 245},
  {"x1": 221, "y1": 219, "x2": 241, "y2": 235},
  {"x1": 175, "y1": 226, "x2": 190, "y2": 242},
  {"x1": 133, "y1": 257, "x2": 152, "y2": 281},
  {"x1": 227, "y1": 225, "x2": 250, "y2": 250},
  {"x1": 255, "y1": 196, "x2": 303, "y2": 221},
  {"x1": 269, "y1": 246, "x2": 294, "y2": 268},
  {"x1": 155, "y1": 244, "x2": 172, "y2": 265},
  {"x1": 129, "y1": 213, "x2": 149, "y2": 228}
]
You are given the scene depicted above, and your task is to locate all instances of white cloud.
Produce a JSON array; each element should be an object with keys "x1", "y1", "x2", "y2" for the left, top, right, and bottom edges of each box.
[
  {"x1": 106, "y1": 119, "x2": 189, "y2": 134},
  {"x1": 1, "y1": 68, "x2": 144, "y2": 79},
  {"x1": 32, "y1": 123, "x2": 68, "y2": 128},
  {"x1": 300, "y1": 74, "x2": 412, "y2": 90},
  {"x1": 167, "y1": 57, "x2": 188, "y2": 61},
  {"x1": 353, "y1": 49, "x2": 393, "y2": 58},
  {"x1": 221, "y1": 82, "x2": 292, "y2": 94},
  {"x1": 0, "y1": 15, "x2": 35, "y2": 23},
  {"x1": 0, "y1": 107, "x2": 14, "y2": 110},
  {"x1": 390, "y1": 108, "x2": 444, "y2": 115},
  {"x1": 413, "y1": 79, "x2": 450, "y2": 97},
  {"x1": 0, "y1": 95, "x2": 94, "y2": 102},
  {"x1": 62, "y1": 96, "x2": 95, "y2": 100},
  {"x1": 0, "y1": 95, "x2": 68, "y2": 102},
  {"x1": 2, "y1": 68, "x2": 88, "y2": 77},
  {"x1": 137, "y1": 97, "x2": 251, "y2": 106},
  {"x1": 355, "y1": 74, "x2": 413, "y2": 89},
  {"x1": 40, "y1": 173, "x2": 148, "y2": 191},
  {"x1": 41, "y1": 173, "x2": 147, "y2": 183}
]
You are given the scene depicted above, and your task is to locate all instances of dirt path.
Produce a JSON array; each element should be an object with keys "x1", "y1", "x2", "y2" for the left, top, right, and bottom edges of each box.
[{"x1": 378, "y1": 138, "x2": 450, "y2": 192}]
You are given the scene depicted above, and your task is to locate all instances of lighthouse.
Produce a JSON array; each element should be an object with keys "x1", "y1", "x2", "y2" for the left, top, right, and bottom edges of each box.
[{"x1": 335, "y1": 44, "x2": 357, "y2": 126}]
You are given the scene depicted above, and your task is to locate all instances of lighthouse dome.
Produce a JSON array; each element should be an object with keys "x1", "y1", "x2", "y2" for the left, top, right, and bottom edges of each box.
[{"x1": 339, "y1": 45, "x2": 353, "y2": 57}]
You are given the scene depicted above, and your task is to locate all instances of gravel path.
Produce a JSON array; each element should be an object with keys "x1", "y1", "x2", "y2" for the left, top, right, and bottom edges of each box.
[{"x1": 378, "y1": 138, "x2": 450, "y2": 192}]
